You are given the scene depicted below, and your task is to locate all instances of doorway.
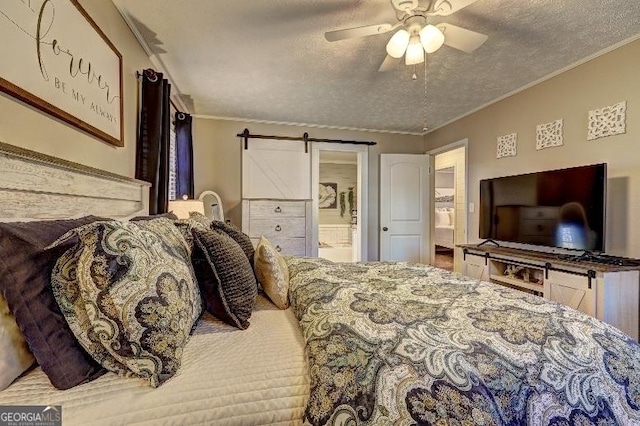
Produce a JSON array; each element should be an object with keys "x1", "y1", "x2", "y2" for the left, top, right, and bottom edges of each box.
[
  {"x1": 434, "y1": 166, "x2": 455, "y2": 271},
  {"x1": 429, "y1": 142, "x2": 467, "y2": 273},
  {"x1": 311, "y1": 143, "x2": 368, "y2": 262}
]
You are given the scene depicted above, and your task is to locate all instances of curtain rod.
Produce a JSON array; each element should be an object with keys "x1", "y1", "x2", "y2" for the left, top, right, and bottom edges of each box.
[
  {"x1": 136, "y1": 70, "x2": 182, "y2": 113},
  {"x1": 236, "y1": 128, "x2": 376, "y2": 152}
]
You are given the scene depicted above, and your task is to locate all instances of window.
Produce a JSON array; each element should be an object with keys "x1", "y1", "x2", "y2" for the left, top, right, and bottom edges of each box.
[{"x1": 168, "y1": 118, "x2": 177, "y2": 200}]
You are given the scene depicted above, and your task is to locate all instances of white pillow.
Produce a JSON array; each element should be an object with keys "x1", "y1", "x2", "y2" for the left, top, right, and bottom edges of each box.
[
  {"x1": 435, "y1": 210, "x2": 450, "y2": 226},
  {"x1": 448, "y1": 208, "x2": 455, "y2": 225},
  {"x1": 0, "y1": 294, "x2": 35, "y2": 390}
]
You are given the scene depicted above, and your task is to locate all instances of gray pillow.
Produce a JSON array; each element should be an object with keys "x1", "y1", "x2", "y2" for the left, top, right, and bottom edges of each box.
[
  {"x1": 130, "y1": 212, "x2": 178, "y2": 221},
  {"x1": 50, "y1": 218, "x2": 202, "y2": 387},
  {"x1": 192, "y1": 227, "x2": 257, "y2": 329},
  {"x1": 210, "y1": 220, "x2": 255, "y2": 268}
]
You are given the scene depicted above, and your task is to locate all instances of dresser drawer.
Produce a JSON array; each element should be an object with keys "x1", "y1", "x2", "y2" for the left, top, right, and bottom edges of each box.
[
  {"x1": 251, "y1": 237, "x2": 306, "y2": 257},
  {"x1": 249, "y1": 217, "x2": 306, "y2": 238},
  {"x1": 521, "y1": 206, "x2": 559, "y2": 220},
  {"x1": 249, "y1": 200, "x2": 306, "y2": 217},
  {"x1": 520, "y1": 219, "x2": 556, "y2": 236},
  {"x1": 242, "y1": 198, "x2": 310, "y2": 257}
]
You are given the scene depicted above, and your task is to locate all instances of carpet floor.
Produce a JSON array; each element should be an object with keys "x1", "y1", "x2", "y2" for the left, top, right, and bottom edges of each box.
[{"x1": 434, "y1": 247, "x2": 454, "y2": 271}]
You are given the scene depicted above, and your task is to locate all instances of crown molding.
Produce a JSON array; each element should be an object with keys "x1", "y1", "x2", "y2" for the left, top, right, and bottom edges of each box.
[
  {"x1": 427, "y1": 33, "x2": 640, "y2": 134},
  {"x1": 191, "y1": 114, "x2": 424, "y2": 136},
  {"x1": 112, "y1": 0, "x2": 189, "y2": 113}
]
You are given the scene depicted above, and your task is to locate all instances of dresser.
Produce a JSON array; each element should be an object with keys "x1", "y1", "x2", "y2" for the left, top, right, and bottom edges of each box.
[
  {"x1": 495, "y1": 206, "x2": 559, "y2": 245},
  {"x1": 242, "y1": 199, "x2": 312, "y2": 256}
]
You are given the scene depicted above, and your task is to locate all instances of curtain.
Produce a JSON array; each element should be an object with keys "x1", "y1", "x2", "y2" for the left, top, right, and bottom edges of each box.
[
  {"x1": 135, "y1": 69, "x2": 171, "y2": 215},
  {"x1": 174, "y1": 112, "x2": 194, "y2": 199}
]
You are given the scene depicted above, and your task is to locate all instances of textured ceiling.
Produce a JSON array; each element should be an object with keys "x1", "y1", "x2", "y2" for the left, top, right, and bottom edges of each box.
[{"x1": 113, "y1": 0, "x2": 640, "y2": 134}]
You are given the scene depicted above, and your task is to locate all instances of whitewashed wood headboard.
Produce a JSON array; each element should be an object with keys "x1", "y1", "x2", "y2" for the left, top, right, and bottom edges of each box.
[{"x1": 0, "y1": 141, "x2": 150, "y2": 220}]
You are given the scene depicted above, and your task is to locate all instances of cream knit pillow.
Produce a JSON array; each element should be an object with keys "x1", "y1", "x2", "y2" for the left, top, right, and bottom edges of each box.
[{"x1": 254, "y1": 237, "x2": 290, "y2": 309}]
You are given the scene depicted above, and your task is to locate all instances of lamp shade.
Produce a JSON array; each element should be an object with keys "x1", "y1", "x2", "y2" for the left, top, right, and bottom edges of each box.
[
  {"x1": 386, "y1": 29, "x2": 410, "y2": 58},
  {"x1": 419, "y1": 24, "x2": 445, "y2": 54},
  {"x1": 168, "y1": 199, "x2": 205, "y2": 219},
  {"x1": 405, "y1": 36, "x2": 425, "y2": 65}
]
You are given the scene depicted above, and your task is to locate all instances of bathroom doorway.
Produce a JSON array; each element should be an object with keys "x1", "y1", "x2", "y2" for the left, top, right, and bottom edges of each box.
[{"x1": 311, "y1": 144, "x2": 368, "y2": 262}]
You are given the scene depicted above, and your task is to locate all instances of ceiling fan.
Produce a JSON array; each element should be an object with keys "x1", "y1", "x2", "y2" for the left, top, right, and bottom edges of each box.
[{"x1": 324, "y1": 0, "x2": 488, "y2": 72}]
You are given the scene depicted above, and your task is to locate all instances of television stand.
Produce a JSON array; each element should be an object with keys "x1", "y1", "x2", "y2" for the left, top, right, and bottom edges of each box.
[
  {"x1": 557, "y1": 251, "x2": 640, "y2": 267},
  {"x1": 459, "y1": 244, "x2": 639, "y2": 340},
  {"x1": 477, "y1": 239, "x2": 500, "y2": 247}
]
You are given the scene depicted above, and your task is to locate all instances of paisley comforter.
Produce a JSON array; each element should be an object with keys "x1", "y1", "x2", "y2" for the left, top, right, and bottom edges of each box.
[{"x1": 285, "y1": 257, "x2": 640, "y2": 425}]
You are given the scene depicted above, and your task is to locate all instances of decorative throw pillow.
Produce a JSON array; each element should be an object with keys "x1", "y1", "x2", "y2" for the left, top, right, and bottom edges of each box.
[
  {"x1": 0, "y1": 216, "x2": 106, "y2": 390},
  {"x1": 435, "y1": 209, "x2": 450, "y2": 226},
  {"x1": 210, "y1": 220, "x2": 255, "y2": 268},
  {"x1": 192, "y1": 227, "x2": 257, "y2": 329},
  {"x1": 173, "y1": 218, "x2": 209, "y2": 254},
  {"x1": 50, "y1": 218, "x2": 202, "y2": 387},
  {"x1": 448, "y1": 208, "x2": 455, "y2": 225},
  {"x1": 254, "y1": 237, "x2": 290, "y2": 309},
  {"x1": 189, "y1": 211, "x2": 212, "y2": 227},
  {"x1": 0, "y1": 293, "x2": 35, "y2": 390},
  {"x1": 130, "y1": 212, "x2": 178, "y2": 221}
]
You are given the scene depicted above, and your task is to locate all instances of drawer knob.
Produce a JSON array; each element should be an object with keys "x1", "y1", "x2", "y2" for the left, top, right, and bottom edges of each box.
[
  {"x1": 275, "y1": 245, "x2": 282, "y2": 252},
  {"x1": 274, "y1": 206, "x2": 282, "y2": 213},
  {"x1": 275, "y1": 224, "x2": 282, "y2": 232}
]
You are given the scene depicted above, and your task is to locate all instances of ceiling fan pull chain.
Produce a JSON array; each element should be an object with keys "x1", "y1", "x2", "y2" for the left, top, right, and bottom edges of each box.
[{"x1": 423, "y1": 58, "x2": 429, "y2": 133}]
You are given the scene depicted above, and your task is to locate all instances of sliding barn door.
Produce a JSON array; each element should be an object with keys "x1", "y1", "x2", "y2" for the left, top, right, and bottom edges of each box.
[{"x1": 242, "y1": 139, "x2": 311, "y2": 199}]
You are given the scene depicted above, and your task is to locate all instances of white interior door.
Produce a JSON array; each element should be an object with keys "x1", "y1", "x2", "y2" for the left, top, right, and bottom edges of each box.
[{"x1": 380, "y1": 154, "x2": 432, "y2": 263}]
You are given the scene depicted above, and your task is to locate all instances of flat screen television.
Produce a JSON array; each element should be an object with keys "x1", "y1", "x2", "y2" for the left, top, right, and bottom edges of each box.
[{"x1": 479, "y1": 164, "x2": 607, "y2": 252}]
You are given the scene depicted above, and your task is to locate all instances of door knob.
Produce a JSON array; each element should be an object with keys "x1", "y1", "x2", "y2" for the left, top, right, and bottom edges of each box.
[{"x1": 382, "y1": 227, "x2": 388, "y2": 231}]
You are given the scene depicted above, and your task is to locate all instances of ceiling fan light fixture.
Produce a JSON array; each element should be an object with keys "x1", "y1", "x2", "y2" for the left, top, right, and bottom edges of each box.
[
  {"x1": 405, "y1": 36, "x2": 424, "y2": 65},
  {"x1": 386, "y1": 29, "x2": 410, "y2": 58},
  {"x1": 419, "y1": 24, "x2": 445, "y2": 53}
]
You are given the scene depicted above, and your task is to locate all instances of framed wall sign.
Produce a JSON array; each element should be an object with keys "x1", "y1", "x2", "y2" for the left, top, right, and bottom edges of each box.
[{"x1": 0, "y1": 0, "x2": 124, "y2": 146}]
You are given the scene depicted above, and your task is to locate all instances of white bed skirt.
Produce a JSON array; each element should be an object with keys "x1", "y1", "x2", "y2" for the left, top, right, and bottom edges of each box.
[{"x1": 435, "y1": 225, "x2": 455, "y2": 249}]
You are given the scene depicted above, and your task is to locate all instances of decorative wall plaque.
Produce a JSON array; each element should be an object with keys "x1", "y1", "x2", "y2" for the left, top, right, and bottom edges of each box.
[
  {"x1": 318, "y1": 183, "x2": 337, "y2": 209},
  {"x1": 0, "y1": 0, "x2": 124, "y2": 146},
  {"x1": 588, "y1": 101, "x2": 626, "y2": 141},
  {"x1": 536, "y1": 119, "x2": 564, "y2": 150},
  {"x1": 496, "y1": 133, "x2": 517, "y2": 159}
]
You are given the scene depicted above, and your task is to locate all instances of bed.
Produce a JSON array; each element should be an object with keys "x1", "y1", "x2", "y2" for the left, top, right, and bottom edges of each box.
[
  {"x1": 1, "y1": 143, "x2": 639, "y2": 425},
  {"x1": 0, "y1": 297, "x2": 308, "y2": 425},
  {"x1": 435, "y1": 207, "x2": 454, "y2": 249}
]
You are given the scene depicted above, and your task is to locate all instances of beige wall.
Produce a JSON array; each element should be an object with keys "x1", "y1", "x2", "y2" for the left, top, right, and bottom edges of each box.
[
  {"x1": 425, "y1": 39, "x2": 640, "y2": 257},
  {"x1": 193, "y1": 119, "x2": 424, "y2": 259},
  {"x1": 0, "y1": 1, "x2": 152, "y2": 178}
]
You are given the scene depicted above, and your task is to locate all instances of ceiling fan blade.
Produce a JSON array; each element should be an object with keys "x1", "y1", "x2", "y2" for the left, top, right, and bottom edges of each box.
[
  {"x1": 431, "y1": 0, "x2": 480, "y2": 16},
  {"x1": 437, "y1": 23, "x2": 488, "y2": 53},
  {"x1": 378, "y1": 55, "x2": 402, "y2": 72},
  {"x1": 325, "y1": 23, "x2": 394, "y2": 42}
]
